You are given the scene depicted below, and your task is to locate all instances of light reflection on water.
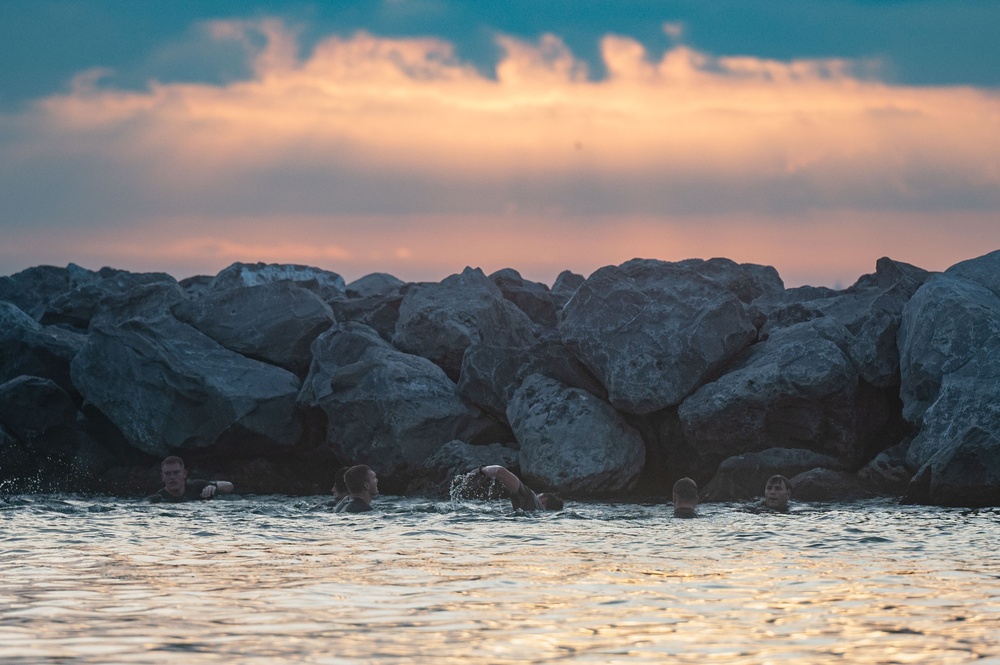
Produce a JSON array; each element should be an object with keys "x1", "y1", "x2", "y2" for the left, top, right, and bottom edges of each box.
[{"x1": 1, "y1": 496, "x2": 998, "y2": 664}]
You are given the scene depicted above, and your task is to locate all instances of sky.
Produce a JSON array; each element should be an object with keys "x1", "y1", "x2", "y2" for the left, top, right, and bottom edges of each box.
[{"x1": 1, "y1": 1, "x2": 998, "y2": 288}]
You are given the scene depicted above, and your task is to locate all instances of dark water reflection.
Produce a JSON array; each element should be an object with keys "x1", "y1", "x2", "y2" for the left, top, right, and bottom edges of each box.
[{"x1": 1, "y1": 496, "x2": 998, "y2": 663}]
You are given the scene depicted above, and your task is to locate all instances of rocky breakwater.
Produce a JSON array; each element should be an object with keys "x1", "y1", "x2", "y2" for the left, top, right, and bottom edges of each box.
[{"x1": 1, "y1": 253, "x2": 999, "y2": 507}]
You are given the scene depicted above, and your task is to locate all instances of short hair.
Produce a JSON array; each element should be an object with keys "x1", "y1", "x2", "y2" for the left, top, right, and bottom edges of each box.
[
  {"x1": 766, "y1": 474, "x2": 790, "y2": 491},
  {"x1": 538, "y1": 493, "x2": 563, "y2": 511},
  {"x1": 333, "y1": 466, "x2": 350, "y2": 494},
  {"x1": 161, "y1": 456, "x2": 185, "y2": 469},
  {"x1": 343, "y1": 465, "x2": 372, "y2": 494},
  {"x1": 672, "y1": 477, "x2": 699, "y2": 502}
]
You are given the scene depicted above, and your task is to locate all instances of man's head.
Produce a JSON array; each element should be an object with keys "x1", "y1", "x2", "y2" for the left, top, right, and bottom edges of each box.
[
  {"x1": 764, "y1": 474, "x2": 791, "y2": 511},
  {"x1": 538, "y1": 493, "x2": 564, "y2": 511},
  {"x1": 332, "y1": 466, "x2": 350, "y2": 500},
  {"x1": 672, "y1": 477, "x2": 699, "y2": 516},
  {"x1": 160, "y1": 456, "x2": 188, "y2": 496},
  {"x1": 344, "y1": 465, "x2": 378, "y2": 499}
]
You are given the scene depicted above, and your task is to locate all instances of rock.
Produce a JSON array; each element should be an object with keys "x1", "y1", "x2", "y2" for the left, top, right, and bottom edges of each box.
[
  {"x1": 700, "y1": 447, "x2": 845, "y2": 502},
  {"x1": 93, "y1": 281, "x2": 188, "y2": 325},
  {"x1": 0, "y1": 301, "x2": 86, "y2": 397},
  {"x1": 945, "y1": 248, "x2": 1000, "y2": 299},
  {"x1": 489, "y1": 268, "x2": 559, "y2": 328},
  {"x1": 678, "y1": 257, "x2": 784, "y2": 303},
  {"x1": 298, "y1": 323, "x2": 485, "y2": 475},
  {"x1": 0, "y1": 424, "x2": 35, "y2": 492},
  {"x1": 898, "y1": 274, "x2": 1000, "y2": 425},
  {"x1": 551, "y1": 270, "x2": 585, "y2": 309},
  {"x1": 345, "y1": 273, "x2": 406, "y2": 298},
  {"x1": 329, "y1": 292, "x2": 404, "y2": 343},
  {"x1": 172, "y1": 281, "x2": 335, "y2": 376},
  {"x1": 789, "y1": 468, "x2": 868, "y2": 501},
  {"x1": 209, "y1": 262, "x2": 346, "y2": 300},
  {"x1": 857, "y1": 441, "x2": 913, "y2": 496},
  {"x1": 506, "y1": 374, "x2": 645, "y2": 494},
  {"x1": 70, "y1": 314, "x2": 302, "y2": 457},
  {"x1": 0, "y1": 376, "x2": 78, "y2": 445},
  {"x1": 679, "y1": 317, "x2": 863, "y2": 463},
  {"x1": 0, "y1": 263, "x2": 97, "y2": 320},
  {"x1": 906, "y1": 427, "x2": 1000, "y2": 507},
  {"x1": 458, "y1": 339, "x2": 607, "y2": 420},
  {"x1": 559, "y1": 259, "x2": 757, "y2": 414},
  {"x1": 39, "y1": 267, "x2": 177, "y2": 329},
  {"x1": 392, "y1": 267, "x2": 538, "y2": 381},
  {"x1": 179, "y1": 274, "x2": 214, "y2": 298}
]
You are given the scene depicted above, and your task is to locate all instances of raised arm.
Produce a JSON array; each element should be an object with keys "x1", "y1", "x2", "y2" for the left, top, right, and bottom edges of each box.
[
  {"x1": 199, "y1": 480, "x2": 235, "y2": 499},
  {"x1": 478, "y1": 465, "x2": 523, "y2": 494}
]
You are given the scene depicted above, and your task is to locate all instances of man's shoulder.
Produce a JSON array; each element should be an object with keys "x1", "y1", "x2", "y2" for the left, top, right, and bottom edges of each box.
[
  {"x1": 334, "y1": 496, "x2": 372, "y2": 513},
  {"x1": 510, "y1": 482, "x2": 542, "y2": 511}
]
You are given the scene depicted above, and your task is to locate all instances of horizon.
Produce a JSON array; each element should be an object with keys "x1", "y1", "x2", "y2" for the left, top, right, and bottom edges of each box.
[{"x1": 2, "y1": 2, "x2": 998, "y2": 288}]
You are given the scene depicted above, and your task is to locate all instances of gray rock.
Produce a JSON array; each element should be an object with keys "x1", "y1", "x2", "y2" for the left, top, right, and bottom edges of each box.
[
  {"x1": 91, "y1": 281, "x2": 188, "y2": 326},
  {"x1": 559, "y1": 259, "x2": 757, "y2": 414},
  {"x1": 329, "y1": 292, "x2": 404, "y2": 343},
  {"x1": 789, "y1": 468, "x2": 868, "y2": 501},
  {"x1": 489, "y1": 268, "x2": 559, "y2": 328},
  {"x1": 857, "y1": 441, "x2": 913, "y2": 496},
  {"x1": 507, "y1": 374, "x2": 645, "y2": 494},
  {"x1": 0, "y1": 376, "x2": 78, "y2": 443},
  {"x1": 678, "y1": 257, "x2": 784, "y2": 303},
  {"x1": 907, "y1": 426, "x2": 1000, "y2": 507},
  {"x1": 701, "y1": 447, "x2": 845, "y2": 502},
  {"x1": 458, "y1": 339, "x2": 607, "y2": 420},
  {"x1": 209, "y1": 262, "x2": 346, "y2": 299},
  {"x1": 40, "y1": 267, "x2": 177, "y2": 329},
  {"x1": 0, "y1": 263, "x2": 98, "y2": 320},
  {"x1": 945, "y1": 248, "x2": 1000, "y2": 299},
  {"x1": 173, "y1": 281, "x2": 335, "y2": 376},
  {"x1": 898, "y1": 274, "x2": 1000, "y2": 425},
  {"x1": 345, "y1": 273, "x2": 406, "y2": 298},
  {"x1": 392, "y1": 267, "x2": 538, "y2": 381},
  {"x1": 0, "y1": 301, "x2": 86, "y2": 396},
  {"x1": 179, "y1": 274, "x2": 214, "y2": 298},
  {"x1": 679, "y1": 318, "x2": 862, "y2": 462},
  {"x1": 70, "y1": 314, "x2": 301, "y2": 457},
  {"x1": 298, "y1": 323, "x2": 483, "y2": 475},
  {"x1": 551, "y1": 270, "x2": 585, "y2": 308}
]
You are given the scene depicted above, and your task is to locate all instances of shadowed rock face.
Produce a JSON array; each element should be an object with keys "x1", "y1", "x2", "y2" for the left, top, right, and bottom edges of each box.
[
  {"x1": 299, "y1": 323, "x2": 486, "y2": 475},
  {"x1": 559, "y1": 259, "x2": 758, "y2": 414},
  {"x1": 700, "y1": 447, "x2": 845, "y2": 502},
  {"x1": 0, "y1": 302, "x2": 85, "y2": 398},
  {"x1": 70, "y1": 315, "x2": 302, "y2": 458},
  {"x1": 392, "y1": 267, "x2": 538, "y2": 381},
  {"x1": 507, "y1": 374, "x2": 645, "y2": 494},
  {"x1": 489, "y1": 268, "x2": 560, "y2": 328}
]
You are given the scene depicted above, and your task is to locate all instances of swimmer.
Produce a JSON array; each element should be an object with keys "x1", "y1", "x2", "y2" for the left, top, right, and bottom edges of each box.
[
  {"x1": 471, "y1": 465, "x2": 563, "y2": 511},
  {"x1": 334, "y1": 465, "x2": 379, "y2": 513},
  {"x1": 331, "y1": 466, "x2": 350, "y2": 502},
  {"x1": 762, "y1": 474, "x2": 791, "y2": 512},
  {"x1": 147, "y1": 456, "x2": 234, "y2": 503},
  {"x1": 672, "y1": 477, "x2": 699, "y2": 518}
]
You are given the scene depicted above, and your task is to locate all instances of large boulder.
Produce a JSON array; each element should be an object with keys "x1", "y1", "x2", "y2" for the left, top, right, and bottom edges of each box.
[
  {"x1": 489, "y1": 268, "x2": 559, "y2": 328},
  {"x1": 298, "y1": 323, "x2": 485, "y2": 475},
  {"x1": 329, "y1": 291, "x2": 404, "y2": 343},
  {"x1": 559, "y1": 259, "x2": 757, "y2": 414},
  {"x1": 0, "y1": 375, "x2": 78, "y2": 445},
  {"x1": 906, "y1": 427, "x2": 1000, "y2": 507},
  {"x1": 91, "y1": 281, "x2": 188, "y2": 326},
  {"x1": 345, "y1": 272, "x2": 406, "y2": 299},
  {"x1": 506, "y1": 374, "x2": 645, "y2": 494},
  {"x1": 678, "y1": 257, "x2": 784, "y2": 304},
  {"x1": 39, "y1": 267, "x2": 177, "y2": 329},
  {"x1": 790, "y1": 468, "x2": 868, "y2": 501},
  {"x1": 857, "y1": 441, "x2": 913, "y2": 496},
  {"x1": 0, "y1": 301, "x2": 86, "y2": 397},
  {"x1": 70, "y1": 314, "x2": 302, "y2": 457},
  {"x1": 458, "y1": 339, "x2": 607, "y2": 420},
  {"x1": 172, "y1": 281, "x2": 335, "y2": 376},
  {"x1": 678, "y1": 317, "x2": 864, "y2": 463},
  {"x1": 392, "y1": 267, "x2": 538, "y2": 381},
  {"x1": 0, "y1": 263, "x2": 98, "y2": 320},
  {"x1": 700, "y1": 447, "x2": 845, "y2": 502},
  {"x1": 550, "y1": 270, "x2": 585, "y2": 310},
  {"x1": 209, "y1": 262, "x2": 346, "y2": 300}
]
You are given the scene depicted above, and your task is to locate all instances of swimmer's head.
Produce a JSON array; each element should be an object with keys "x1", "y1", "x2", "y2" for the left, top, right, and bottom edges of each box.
[
  {"x1": 538, "y1": 493, "x2": 564, "y2": 511},
  {"x1": 344, "y1": 464, "x2": 378, "y2": 498},
  {"x1": 160, "y1": 456, "x2": 188, "y2": 494},
  {"x1": 332, "y1": 466, "x2": 350, "y2": 500},
  {"x1": 764, "y1": 475, "x2": 791, "y2": 511}
]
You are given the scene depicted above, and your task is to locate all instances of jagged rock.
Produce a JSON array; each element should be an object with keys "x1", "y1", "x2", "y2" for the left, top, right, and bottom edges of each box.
[
  {"x1": 91, "y1": 281, "x2": 188, "y2": 326},
  {"x1": 506, "y1": 374, "x2": 645, "y2": 494},
  {"x1": 345, "y1": 273, "x2": 405, "y2": 298},
  {"x1": 0, "y1": 376, "x2": 78, "y2": 444},
  {"x1": 172, "y1": 281, "x2": 335, "y2": 376},
  {"x1": 678, "y1": 257, "x2": 784, "y2": 303},
  {"x1": 559, "y1": 259, "x2": 757, "y2": 414},
  {"x1": 945, "y1": 248, "x2": 1000, "y2": 299},
  {"x1": 70, "y1": 314, "x2": 301, "y2": 457},
  {"x1": 392, "y1": 267, "x2": 538, "y2": 381},
  {"x1": 179, "y1": 274, "x2": 214, "y2": 298},
  {"x1": 489, "y1": 268, "x2": 559, "y2": 328},
  {"x1": 209, "y1": 262, "x2": 346, "y2": 300},
  {"x1": 679, "y1": 317, "x2": 863, "y2": 463},
  {"x1": 329, "y1": 292, "x2": 404, "y2": 343},
  {"x1": 458, "y1": 339, "x2": 607, "y2": 420},
  {"x1": 298, "y1": 323, "x2": 486, "y2": 475},
  {"x1": 790, "y1": 468, "x2": 868, "y2": 501},
  {"x1": 906, "y1": 427, "x2": 1000, "y2": 507},
  {"x1": 0, "y1": 301, "x2": 85, "y2": 396},
  {"x1": 858, "y1": 441, "x2": 913, "y2": 496},
  {"x1": 0, "y1": 263, "x2": 97, "y2": 320},
  {"x1": 701, "y1": 447, "x2": 845, "y2": 502},
  {"x1": 551, "y1": 270, "x2": 585, "y2": 309},
  {"x1": 39, "y1": 267, "x2": 177, "y2": 329}
]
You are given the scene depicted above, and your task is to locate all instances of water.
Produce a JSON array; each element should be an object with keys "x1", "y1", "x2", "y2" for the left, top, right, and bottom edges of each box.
[{"x1": 2, "y1": 495, "x2": 999, "y2": 664}]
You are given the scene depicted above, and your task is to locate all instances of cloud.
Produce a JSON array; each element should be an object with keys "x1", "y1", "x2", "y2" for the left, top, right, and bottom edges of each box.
[{"x1": 1, "y1": 18, "x2": 998, "y2": 283}]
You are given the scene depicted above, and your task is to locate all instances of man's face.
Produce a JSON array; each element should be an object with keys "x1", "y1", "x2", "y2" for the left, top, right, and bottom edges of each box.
[
  {"x1": 764, "y1": 479, "x2": 790, "y2": 510},
  {"x1": 161, "y1": 462, "x2": 188, "y2": 494},
  {"x1": 367, "y1": 470, "x2": 379, "y2": 497}
]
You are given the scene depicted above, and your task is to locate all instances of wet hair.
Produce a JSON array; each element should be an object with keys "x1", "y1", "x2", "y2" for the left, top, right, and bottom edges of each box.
[
  {"x1": 343, "y1": 465, "x2": 373, "y2": 495},
  {"x1": 161, "y1": 455, "x2": 185, "y2": 470},
  {"x1": 672, "y1": 477, "x2": 699, "y2": 503},
  {"x1": 538, "y1": 493, "x2": 564, "y2": 511},
  {"x1": 333, "y1": 466, "x2": 350, "y2": 495},
  {"x1": 766, "y1": 474, "x2": 790, "y2": 491}
]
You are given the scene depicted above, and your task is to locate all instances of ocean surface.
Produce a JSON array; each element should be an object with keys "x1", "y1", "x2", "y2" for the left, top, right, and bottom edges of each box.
[{"x1": 1, "y1": 494, "x2": 998, "y2": 664}]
